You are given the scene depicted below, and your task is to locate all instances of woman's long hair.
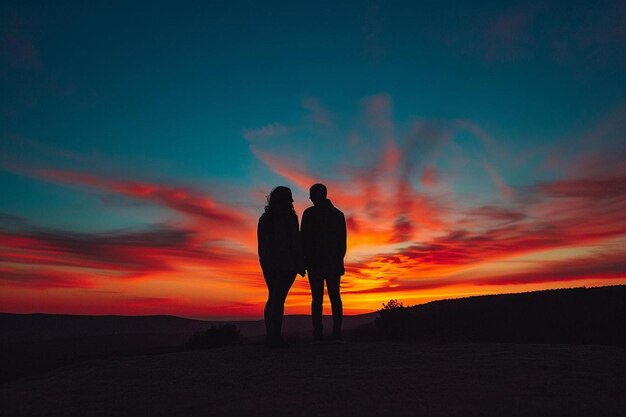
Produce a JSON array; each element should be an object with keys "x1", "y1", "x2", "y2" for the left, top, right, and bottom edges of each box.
[
  {"x1": 265, "y1": 186, "x2": 295, "y2": 215},
  {"x1": 263, "y1": 186, "x2": 295, "y2": 233}
]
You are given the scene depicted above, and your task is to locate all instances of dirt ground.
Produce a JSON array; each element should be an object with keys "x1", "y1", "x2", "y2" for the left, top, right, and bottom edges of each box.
[{"x1": 1, "y1": 341, "x2": 624, "y2": 417}]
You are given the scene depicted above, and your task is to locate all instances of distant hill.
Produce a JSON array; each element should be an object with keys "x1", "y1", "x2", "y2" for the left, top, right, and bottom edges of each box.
[
  {"x1": 0, "y1": 312, "x2": 377, "y2": 343},
  {"x1": 0, "y1": 313, "x2": 210, "y2": 343},
  {"x1": 375, "y1": 285, "x2": 625, "y2": 346},
  {"x1": 0, "y1": 312, "x2": 375, "y2": 382}
]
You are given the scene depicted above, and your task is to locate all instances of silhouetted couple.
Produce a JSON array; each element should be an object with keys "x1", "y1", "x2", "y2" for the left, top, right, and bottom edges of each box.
[{"x1": 257, "y1": 184, "x2": 347, "y2": 348}]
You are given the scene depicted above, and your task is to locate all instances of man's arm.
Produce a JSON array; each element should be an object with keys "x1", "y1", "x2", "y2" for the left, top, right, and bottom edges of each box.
[
  {"x1": 291, "y1": 213, "x2": 305, "y2": 276},
  {"x1": 332, "y1": 211, "x2": 347, "y2": 276},
  {"x1": 339, "y1": 211, "x2": 347, "y2": 258}
]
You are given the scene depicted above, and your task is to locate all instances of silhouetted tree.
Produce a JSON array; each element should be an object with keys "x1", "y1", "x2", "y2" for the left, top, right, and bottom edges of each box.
[
  {"x1": 382, "y1": 299, "x2": 404, "y2": 310},
  {"x1": 375, "y1": 299, "x2": 410, "y2": 339}
]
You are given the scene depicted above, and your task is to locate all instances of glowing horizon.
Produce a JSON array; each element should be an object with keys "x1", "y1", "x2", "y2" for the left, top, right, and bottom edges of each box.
[{"x1": 1, "y1": 2, "x2": 625, "y2": 319}]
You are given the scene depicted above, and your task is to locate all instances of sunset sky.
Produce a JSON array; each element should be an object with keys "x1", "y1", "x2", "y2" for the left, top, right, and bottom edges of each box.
[{"x1": 1, "y1": 1, "x2": 625, "y2": 319}]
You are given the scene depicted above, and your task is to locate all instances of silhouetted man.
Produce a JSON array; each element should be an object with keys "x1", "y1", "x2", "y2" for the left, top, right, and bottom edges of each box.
[{"x1": 301, "y1": 183, "x2": 347, "y2": 341}]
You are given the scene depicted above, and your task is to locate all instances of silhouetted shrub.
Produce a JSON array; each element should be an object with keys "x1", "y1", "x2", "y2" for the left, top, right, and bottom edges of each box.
[
  {"x1": 382, "y1": 299, "x2": 404, "y2": 310},
  {"x1": 375, "y1": 299, "x2": 410, "y2": 339},
  {"x1": 185, "y1": 324, "x2": 240, "y2": 350}
]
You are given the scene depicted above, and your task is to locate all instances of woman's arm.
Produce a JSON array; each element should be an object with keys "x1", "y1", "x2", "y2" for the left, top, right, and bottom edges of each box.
[
  {"x1": 257, "y1": 215, "x2": 268, "y2": 270},
  {"x1": 292, "y1": 214, "x2": 305, "y2": 276}
]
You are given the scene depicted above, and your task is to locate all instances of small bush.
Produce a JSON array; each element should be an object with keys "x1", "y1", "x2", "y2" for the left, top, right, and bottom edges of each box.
[
  {"x1": 375, "y1": 299, "x2": 410, "y2": 339},
  {"x1": 382, "y1": 299, "x2": 404, "y2": 310},
  {"x1": 185, "y1": 324, "x2": 240, "y2": 350}
]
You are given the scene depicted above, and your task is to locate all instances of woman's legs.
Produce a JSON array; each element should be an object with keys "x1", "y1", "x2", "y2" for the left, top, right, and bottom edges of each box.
[
  {"x1": 264, "y1": 271, "x2": 278, "y2": 341},
  {"x1": 264, "y1": 270, "x2": 296, "y2": 345},
  {"x1": 264, "y1": 293, "x2": 272, "y2": 337}
]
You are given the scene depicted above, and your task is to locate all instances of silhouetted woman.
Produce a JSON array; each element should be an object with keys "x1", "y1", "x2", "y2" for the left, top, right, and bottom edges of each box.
[{"x1": 257, "y1": 186, "x2": 305, "y2": 347}]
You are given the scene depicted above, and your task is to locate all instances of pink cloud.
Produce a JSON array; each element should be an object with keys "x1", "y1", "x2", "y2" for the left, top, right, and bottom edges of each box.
[
  {"x1": 33, "y1": 168, "x2": 249, "y2": 229},
  {"x1": 250, "y1": 146, "x2": 321, "y2": 192},
  {"x1": 0, "y1": 266, "x2": 95, "y2": 290},
  {"x1": 420, "y1": 166, "x2": 438, "y2": 187},
  {"x1": 482, "y1": 161, "x2": 514, "y2": 198}
]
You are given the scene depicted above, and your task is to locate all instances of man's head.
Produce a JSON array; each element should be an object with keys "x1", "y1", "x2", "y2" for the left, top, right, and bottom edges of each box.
[{"x1": 309, "y1": 183, "x2": 327, "y2": 205}]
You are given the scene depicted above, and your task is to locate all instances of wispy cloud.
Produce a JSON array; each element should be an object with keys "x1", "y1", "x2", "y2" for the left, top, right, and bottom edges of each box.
[
  {"x1": 242, "y1": 123, "x2": 294, "y2": 141},
  {"x1": 302, "y1": 97, "x2": 333, "y2": 127},
  {"x1": 0, "y1": 266, "x2": 94, "y2": 290},
  {"x1": 0, "y1": 164, "x2": 265, "y2": 309},
  {"x1": 25, "y1": 167, "x2": 250, "y2": 229}
]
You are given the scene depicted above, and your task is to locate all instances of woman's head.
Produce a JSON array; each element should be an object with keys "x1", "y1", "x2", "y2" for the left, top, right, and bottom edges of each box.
[{"x1": 265, "y1": 186, "x2": 294, "y2": 213}]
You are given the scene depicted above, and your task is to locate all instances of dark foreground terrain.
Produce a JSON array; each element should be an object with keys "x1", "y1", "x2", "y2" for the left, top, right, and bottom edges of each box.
[
  {"x1": 2, "y1": 285, "x2": 622, "y2": 383},
  {"x1": 0, "y1": 313, "x2": 375, "y2": 382},
  {"x1": 1, "y1": 340, "x2": 624, "y2": 417}
]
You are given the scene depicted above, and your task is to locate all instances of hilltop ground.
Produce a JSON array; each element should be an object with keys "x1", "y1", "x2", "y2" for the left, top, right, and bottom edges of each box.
[{"x1": 1, "y1": 340, "x2": 624, "y2": 417}]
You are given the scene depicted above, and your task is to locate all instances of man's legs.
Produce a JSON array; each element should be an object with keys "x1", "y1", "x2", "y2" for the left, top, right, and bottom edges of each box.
[
  {"x1": 308, "y1": 273, "x2": 325, "y2": 339},
  {"x1": 326, "y1": 274, "x2": 343, "y2": 338}
]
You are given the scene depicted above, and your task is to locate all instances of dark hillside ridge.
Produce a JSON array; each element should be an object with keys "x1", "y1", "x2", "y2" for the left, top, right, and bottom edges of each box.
[
  {"x1": 0, "y1": 312, "x2": 375, "y2": 382},
  {"x1": 0, "y1": 312, "x2": 377, "y2": 343},
  {"x1": 376, "y1": 285, "x2": 625, "y2": 346},
  {"x1": 0, "y1": 314, "x2": 209, "y2": 343}
]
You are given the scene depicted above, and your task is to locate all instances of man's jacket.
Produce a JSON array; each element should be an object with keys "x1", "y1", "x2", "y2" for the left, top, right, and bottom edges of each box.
[{"x1": 301, "y1": 199, "x2": 346, "y2": 276}]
